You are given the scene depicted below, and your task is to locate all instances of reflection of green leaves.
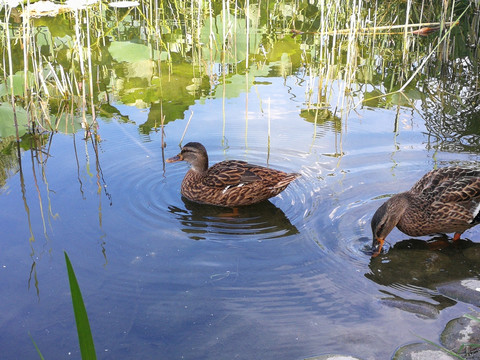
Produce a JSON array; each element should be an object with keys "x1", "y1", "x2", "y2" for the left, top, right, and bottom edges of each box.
[
  {"x1": 109, "y1": 41, "x2": 155, "y2": 63},
  {"x1": 54, "y1": 112, "x2": 94, "y2": 134},
  {"x1": 363, "y1": 89, "x2": 385, "y2": 108},
  {"x1": 213, "y1": 65, "x2": 271, "y2": 99},
  {"x1": 0, "y1": 71, "x2": 35, "y2": 97},
  {"x1": 0, "y1": 103, "x2": 28, "y2": 138},
  {"x1": 300, "y1": 107, "x2": 341, "y2": 132},
  {"x1": 200, "y1": 10, "x2": 262, "y2": 63},
  {"x1": 64, "y1": 252, "x2": 97, "y2": 360}
]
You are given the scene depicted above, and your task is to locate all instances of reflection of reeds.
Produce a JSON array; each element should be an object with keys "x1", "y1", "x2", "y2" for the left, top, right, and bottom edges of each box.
[
  {"x1": 4, "y1": 6, "x2": 20, "y2": 140},
  {"x1": 0, "y1": 0, "x2": 478, "y2": 136}
]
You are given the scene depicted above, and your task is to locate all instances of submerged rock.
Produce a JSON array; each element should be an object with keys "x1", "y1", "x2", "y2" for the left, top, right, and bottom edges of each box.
[
  {"x1": 440, "y1": 312, "x2": 480, "y2": 359},
  {"x1": 392, "y1": 342, "x2": 459, "y2": 360},
  {"x1": 379, "y1": 297, "x2": 440, "y2": 319},
  {"x1": 437, "y1": 279, "x2": 480, "y2": 307}
]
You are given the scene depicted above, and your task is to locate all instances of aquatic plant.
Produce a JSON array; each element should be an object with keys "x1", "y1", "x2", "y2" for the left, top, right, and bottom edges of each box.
[
  {"x1": 0, "y1": 0, "x2": 477, "y2": 137},
  {"x1": 30, "y1": 252, "x2": 97, "y2": 359}
]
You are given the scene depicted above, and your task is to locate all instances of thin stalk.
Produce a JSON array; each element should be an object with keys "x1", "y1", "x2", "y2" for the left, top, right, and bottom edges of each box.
[
  {"x1": 402, "y1": 0, "x2": 412, "y2": 66},
  {"x1": 85, "y1": 8, "x2": 96, "y2": 125},
  {"x1": 179, "y1": 110, "x2": 194, "y2": 146},
  {"x1": 30, "y1": 143, "x2": 50, "y2": 242},
  {"x1": 23, "y1": 0, "x2": 31, "y2": 106},
  {"x1": 73, "y1": 8, "x2": 87, "y2": 126},
  {"x1": 5, "y1": 7, "x2": 19, "y2": 141},
  {"x1": 245, "y1": 0, "x2": 249, "y2": 69}
]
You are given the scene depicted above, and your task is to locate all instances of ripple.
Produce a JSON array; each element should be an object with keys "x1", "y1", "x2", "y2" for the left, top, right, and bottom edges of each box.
[
  {"x1": 103, "y1": 144, "x2": 319, "y2": 243},
  {"x1": 309, "y1": 147, "x2": 438, "y2": 264}
]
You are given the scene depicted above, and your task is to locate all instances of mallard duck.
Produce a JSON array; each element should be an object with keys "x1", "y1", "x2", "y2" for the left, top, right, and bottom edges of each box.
[
  {"x1": 371, "y1": 166, "x2": 480, "y2": 256},
  {"x1": 167, "y1": 142, "x2": 301, "y2": 207}
]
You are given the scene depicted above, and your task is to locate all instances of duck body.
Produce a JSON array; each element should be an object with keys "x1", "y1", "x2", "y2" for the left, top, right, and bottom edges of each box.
[
  {"x1": 371, "y1": 166, "x2": 480, "y2": 255},
  {"x1": 167, "y1": 142, "x2": 300, "y2": 207}
]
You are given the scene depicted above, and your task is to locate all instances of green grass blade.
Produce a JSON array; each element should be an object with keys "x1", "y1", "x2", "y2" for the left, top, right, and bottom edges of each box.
[
  {"x1": 417, "y1": 335, "x2": 465, "y2": 360},
  {"x1": 29, "y1": 332, "x2": 45, "y2": 360},
  {"x1": 64, "y1": 251, "x2": 97, "y2": 360}
]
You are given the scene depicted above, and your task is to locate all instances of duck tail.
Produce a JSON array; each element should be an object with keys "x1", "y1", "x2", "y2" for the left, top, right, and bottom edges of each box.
[{"x1": 274, "y1": 173, "x2": 301, "y2": 189}]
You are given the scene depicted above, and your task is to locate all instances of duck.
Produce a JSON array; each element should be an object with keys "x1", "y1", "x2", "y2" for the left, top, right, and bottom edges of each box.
[
  {"x1": 371, "y1": 166, "x2": 480, "y2": 256},
  {"x1": 166, "y1": 142, "x2": 301, "y2": 207}
]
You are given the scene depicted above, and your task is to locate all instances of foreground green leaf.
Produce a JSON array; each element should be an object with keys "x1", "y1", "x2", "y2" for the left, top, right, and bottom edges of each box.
[{"x1": 64, "y1": 252, "x2": 97, "y2": 360}]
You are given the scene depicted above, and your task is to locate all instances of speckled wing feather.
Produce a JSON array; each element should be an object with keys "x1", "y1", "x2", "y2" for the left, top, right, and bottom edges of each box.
[
  {"x1": 415, "y1": 168, "x2": 480, "y2": 227},
  {"x1": 202, "y1": 160, "x2": 262, "y2": 188},
  {"x1": 435, "y1": 177, "x2": 480, "y2": 203},
  {"x1": 410, "y1": 166, "x2": 480, "y2": 196}
]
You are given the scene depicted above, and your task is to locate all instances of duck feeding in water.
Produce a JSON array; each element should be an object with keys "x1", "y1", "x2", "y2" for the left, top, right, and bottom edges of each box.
[
  {"x1": 167, "y1": 142, "x2": 301, "y2": 207},
  {"x1": 371, "y1": 166, "x2": 480, "y2": 256}
]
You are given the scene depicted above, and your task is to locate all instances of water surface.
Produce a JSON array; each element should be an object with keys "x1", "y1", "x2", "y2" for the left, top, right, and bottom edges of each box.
[{"x1": 1, "y1": 2, "x2": 480, "y2": 359}]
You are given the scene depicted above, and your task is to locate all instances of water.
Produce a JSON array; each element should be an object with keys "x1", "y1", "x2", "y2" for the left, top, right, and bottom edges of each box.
[
  {"x1": 1, "y1": 73, "x2": 479, "y2": 359},
  {"x1": 1, "y1": 2, "x2": 480, "y2": 359}
]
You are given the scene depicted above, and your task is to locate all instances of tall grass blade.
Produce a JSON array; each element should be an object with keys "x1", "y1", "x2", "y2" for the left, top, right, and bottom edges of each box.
[
  {"x1": 64, "y1": 251, "x2": 97, "y2": 360},
  {"x1": 29, "y1": 333, "x2": 45, "y2": 360},
  {"x1": 417, "y1": 335, "x2": 466, "y2": 360}
]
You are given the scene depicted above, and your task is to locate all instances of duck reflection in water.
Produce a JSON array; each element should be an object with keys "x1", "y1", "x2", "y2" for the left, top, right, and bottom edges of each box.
[
  {"x1": 168, "y1": 197, "x2": 299, "y2": 241},
  {"x1": 370, "y1": 166, "x2": 480, "y2": 257},
  {"x1": 366, "y1": 237, "x2": 480, "y2": 317}
]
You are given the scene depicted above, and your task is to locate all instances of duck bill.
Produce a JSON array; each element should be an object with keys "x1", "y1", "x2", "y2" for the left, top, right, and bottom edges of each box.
[
  {"x1": 166, "y1": 154, "x2": 183, "y2": 163},
  {"x1": 371, "y1": 237, "x2": 385, "y2": 257}
]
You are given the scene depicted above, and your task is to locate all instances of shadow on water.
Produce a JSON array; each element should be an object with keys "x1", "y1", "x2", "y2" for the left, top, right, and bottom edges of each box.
[
  {"x1": 367, "y1": 237, "x2": 480, "y2": 317},
  {"x1": 168, "y1": 197, "x2": 299, "y2": 241}
]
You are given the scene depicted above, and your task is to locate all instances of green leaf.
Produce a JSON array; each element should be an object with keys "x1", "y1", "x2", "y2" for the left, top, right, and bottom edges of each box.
[
  {"x1": 0, "y1": 103, "x2": 28, "y2": 138},
  {"x1": 64, "y1": 252, "x2": 97, "y2": 360},
  {"x1": 0, "y1": 71, "x2": 35, "y2": 97}
]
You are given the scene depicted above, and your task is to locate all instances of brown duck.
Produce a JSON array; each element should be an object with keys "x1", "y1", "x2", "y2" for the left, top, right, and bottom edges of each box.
[
  {"x1": 167, "y1": 142, "x2": 301, "y2": 207},
  {"x1": 371, "y1": 166, "x2": 480, "y2": 256}
]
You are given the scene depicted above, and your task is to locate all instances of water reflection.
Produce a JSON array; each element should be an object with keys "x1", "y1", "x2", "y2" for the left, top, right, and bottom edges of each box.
[
  {"x1": 377, "y1": 290, "x2": 456, "y2": 319},
  {"x1": 168, "y1": 198, "x2": 298, "y2": 241},
  {"x1": 366, "y1": 237, "x2": 480, "y2": 316},
  {"x1": 0, "y1": 1, "x2": 479, "y2": 359}
]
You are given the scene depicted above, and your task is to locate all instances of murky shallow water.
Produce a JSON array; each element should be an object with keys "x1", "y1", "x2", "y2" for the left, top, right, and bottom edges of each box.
[{"x1": 1, "y1": 73, "x2": 480, "y2": 360}]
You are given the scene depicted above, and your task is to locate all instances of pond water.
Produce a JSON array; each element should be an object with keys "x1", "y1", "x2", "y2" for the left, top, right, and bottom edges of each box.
[{"x1": 1, "y1": 1, "x2": 480, "y2": 359}]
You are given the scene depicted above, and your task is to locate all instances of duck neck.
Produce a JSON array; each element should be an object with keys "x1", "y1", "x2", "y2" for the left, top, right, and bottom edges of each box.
[{"x1": 191, "y1": 162, "x2": 208, "y2": 173}]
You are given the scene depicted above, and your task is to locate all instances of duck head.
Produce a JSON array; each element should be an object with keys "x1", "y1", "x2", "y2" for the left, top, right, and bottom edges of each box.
[
  {"x1": 167, "y1": 142, "x2": 209, "y2": 172},
  {"x1": 370, "y1": 195, "x2": 406, "y2": 256}
]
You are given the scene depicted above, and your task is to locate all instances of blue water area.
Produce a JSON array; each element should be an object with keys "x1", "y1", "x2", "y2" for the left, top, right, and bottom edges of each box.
[{"x1": 1, "y1": 74, "x2": 479, "y2": 359}]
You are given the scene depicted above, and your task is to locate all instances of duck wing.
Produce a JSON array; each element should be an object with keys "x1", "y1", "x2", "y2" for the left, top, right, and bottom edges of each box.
[
  {"x1": 436, "y1": 177, "x2": 480, "y2": 203},
  {"x1": 430, "y1": 175, "x2": 480, "y2": 225},
  {"x1": 202, "y1": 160, "x2": 262, "y2": 188},
  {"x1": 410, "y1": 166, "x2": 480, "y2": 195}
]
